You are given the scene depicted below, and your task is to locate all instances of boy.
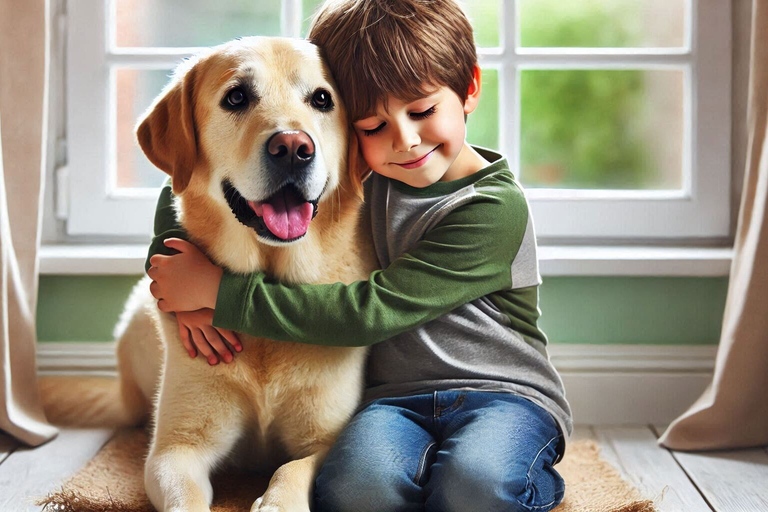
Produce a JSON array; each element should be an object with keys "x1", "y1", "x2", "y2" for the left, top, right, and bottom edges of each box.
[{"x1": 148, "y1": 1, "x2": 572, "y2": 510}]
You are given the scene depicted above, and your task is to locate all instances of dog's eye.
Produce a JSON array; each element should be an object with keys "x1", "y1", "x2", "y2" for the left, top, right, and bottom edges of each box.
[
  {"x1": 311, "y1": 89, "x2": 334, "y2": 111},
  {"x1": 224, "y1": 88, "x2": 248, "y2": 109}
]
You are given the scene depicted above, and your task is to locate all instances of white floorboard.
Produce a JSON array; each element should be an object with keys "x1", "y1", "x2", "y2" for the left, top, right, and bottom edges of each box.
[
  {"x1": 594, "y1": 426, "x2": 713, "y2": 512},
  {"x1": 667, "y1": 446, "x2": 768, "y2": 512},
  {"x1": 0, "y1": 428, "x2": 113, "y2": 512}
]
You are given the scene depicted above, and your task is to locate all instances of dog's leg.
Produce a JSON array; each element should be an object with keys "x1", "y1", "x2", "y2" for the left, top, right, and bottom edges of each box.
[
  {"x1": 144, "y1": 446, "x2": 218, "y2": 512},
  {"x1": 144, "y1": 343, "x2": 246, "y2": 512},
  {"x1": 144, "y1": 394, "x2": 245, "y2": 512},
  {"x1": 251, "y1": 448, "x2": 330, "y2": 512}
]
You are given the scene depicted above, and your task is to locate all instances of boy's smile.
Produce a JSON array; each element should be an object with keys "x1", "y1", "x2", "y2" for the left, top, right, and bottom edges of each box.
[
  {"x1": 395, "y1": 145, "x2": 440, "y2": 170},
  {"x1": 352, "y1": 72, "x2": 488, "y2": 188}
]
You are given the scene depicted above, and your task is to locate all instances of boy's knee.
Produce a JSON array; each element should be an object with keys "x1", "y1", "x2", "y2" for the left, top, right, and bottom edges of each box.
[
  {"x1": 507, "y1": 464, "x2": 566, "y2": 512},
  {"x1": 426, "y1": 463, "x2": 505, "y2": 512},
  {"x1": 315, "y1": 478, "x2": 416, "y2": 512},
  {"x1": 315, "y1": 457, "x2": 421, "y2": 512},
  {"x1": 427, "y1": 464, "x2": 564, "y2": 512}
]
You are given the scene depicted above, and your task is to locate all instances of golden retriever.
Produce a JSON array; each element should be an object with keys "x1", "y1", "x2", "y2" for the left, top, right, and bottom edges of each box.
[{"x1": 103, "y1": 36, "x2": 375, "y2": 512}]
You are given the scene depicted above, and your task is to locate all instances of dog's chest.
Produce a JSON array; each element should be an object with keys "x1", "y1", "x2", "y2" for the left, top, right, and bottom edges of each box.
[{"x1": 225, "y1": 336, "x2": 347, "y2": 409}]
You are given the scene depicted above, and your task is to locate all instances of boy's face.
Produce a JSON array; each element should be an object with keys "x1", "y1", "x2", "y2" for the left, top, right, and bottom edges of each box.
[{"x1": 352, "y1": 82, "x2": 481, "y2": 188}]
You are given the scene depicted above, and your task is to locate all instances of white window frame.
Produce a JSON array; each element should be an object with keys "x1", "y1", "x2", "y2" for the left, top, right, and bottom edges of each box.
[{"x1": 62, "y1": 0, "x2": 731, "y2": 241}]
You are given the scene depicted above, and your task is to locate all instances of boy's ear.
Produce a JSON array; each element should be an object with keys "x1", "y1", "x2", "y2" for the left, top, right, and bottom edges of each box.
[{"x1": 463, "y1": 64, "x2": 482, "y2": 115}]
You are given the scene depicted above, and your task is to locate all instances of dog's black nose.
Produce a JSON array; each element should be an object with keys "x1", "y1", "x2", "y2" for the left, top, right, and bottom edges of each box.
[{"x1": 267, "y1": 130, "x2": 315, "y2": 171}]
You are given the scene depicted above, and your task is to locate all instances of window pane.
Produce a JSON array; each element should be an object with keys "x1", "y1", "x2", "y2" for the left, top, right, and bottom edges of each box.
[
  {"x1": 302, "y1": 0, "x2": 325, "y2": 37},
  {"x1": 463, "y1": 0, "x2": 500, "y2": 48},
  {"x1": 467, "y1": 68, "x2": 499, "y2": 150},
  {"x1": 115, "y1": 68, "x2": 172, "y2": 189},
  {"x1": 520, "y1": 69, "x2": 684, "y2": 190},
  {"x1": 518, "y1": 0, "x2": 687, "y2": 48},
  {"x1": 115, "y1": 0, "x2": 281, "y2": 47}
]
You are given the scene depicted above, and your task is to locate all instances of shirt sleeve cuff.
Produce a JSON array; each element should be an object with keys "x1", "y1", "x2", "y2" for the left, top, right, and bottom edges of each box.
[{"x1": 212, "y1": 270, "x2": 253, "y2": 331}]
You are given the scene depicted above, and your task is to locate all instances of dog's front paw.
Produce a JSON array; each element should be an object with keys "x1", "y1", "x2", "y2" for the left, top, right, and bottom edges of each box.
[
  {"x1": 250, "y1": 495, "x2": 310, "y2": 512},
  {"x1": 250, "y1": 496, "x2": 268, "y2": 512}
]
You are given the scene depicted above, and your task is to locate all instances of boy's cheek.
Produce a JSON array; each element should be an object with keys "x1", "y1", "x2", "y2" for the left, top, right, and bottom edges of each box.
[{"x1": 356, "y1": 141, "x2": 378, "y2": 168}]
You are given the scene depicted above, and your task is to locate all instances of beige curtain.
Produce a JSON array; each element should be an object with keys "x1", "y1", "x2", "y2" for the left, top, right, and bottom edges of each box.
[
  {"x1": 659, "y1": 0, "x2": 768, "y2": 451},
  {"x1": 0, "y1": 0, "x2": 58, "y2": 445}
]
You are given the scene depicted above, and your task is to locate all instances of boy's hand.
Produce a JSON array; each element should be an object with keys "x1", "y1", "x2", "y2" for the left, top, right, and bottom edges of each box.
[
  {"x1": 176, "y1": 309, "x2": 242, "y2": 365},
  {"x1": 148, "y1": 238, "x2": 222, "y2": 312}
]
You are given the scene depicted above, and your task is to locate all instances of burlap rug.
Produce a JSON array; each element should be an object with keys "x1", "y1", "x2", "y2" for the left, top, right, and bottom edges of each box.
[{"x1": 38, "y1": 428, "x2": 656, "y2": 512}]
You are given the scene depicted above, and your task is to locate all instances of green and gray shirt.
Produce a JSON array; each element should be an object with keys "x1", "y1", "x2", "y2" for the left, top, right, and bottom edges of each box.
[{"x1": 148, "y1": 148, "x2": 572, "y2": 442}]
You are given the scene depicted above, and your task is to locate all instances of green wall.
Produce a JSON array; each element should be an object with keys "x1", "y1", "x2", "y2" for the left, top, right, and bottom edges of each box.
[{"x1": 37, "y1": 275, "x2": 728, "y2": 345}]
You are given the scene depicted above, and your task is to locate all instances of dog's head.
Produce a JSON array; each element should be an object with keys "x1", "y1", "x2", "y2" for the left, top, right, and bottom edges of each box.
[{"x1": 136, "y1": 37, "x2": 365, "y2": 247}]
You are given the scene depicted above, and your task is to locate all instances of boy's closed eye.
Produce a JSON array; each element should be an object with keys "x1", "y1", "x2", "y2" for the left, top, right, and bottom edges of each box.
[
  {"x1": 356, "y1": 105, "x2": 438, "y2": 137},
  {"x1": 361, "y1": 122, "x2": 385, "y2": 137},
  {"x1": 410, "y1": 105, "x2": 437, "y2": 119}
]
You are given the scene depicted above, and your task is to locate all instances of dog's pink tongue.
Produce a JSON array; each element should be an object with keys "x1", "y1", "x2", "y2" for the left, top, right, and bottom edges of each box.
[{"x1": 248, "y1": 189, "x2": 313, "y2": 240}]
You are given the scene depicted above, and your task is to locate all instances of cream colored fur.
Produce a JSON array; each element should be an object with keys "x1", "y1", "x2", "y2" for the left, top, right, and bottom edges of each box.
[{"x1": 49, "y1": 37, "x2": 376, "y2": 512}]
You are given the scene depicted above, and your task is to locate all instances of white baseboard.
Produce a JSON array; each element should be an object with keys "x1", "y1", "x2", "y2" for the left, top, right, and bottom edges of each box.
[
  {"x1": 38, "y1": 341, "x2": 118, "y2": 377},
  {"x1": 549, "y1": 344, "x2": 716, "y2": 425},
  {"x1": 36, "y1": 342, "x2": 716, "y2": 425}
]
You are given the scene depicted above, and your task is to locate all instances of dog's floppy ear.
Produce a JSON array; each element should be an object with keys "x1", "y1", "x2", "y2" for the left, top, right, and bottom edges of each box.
[
  {"x1": 136, "y1": 62, "x2": 199, "y2": 195},
  {"x1": 347, "y1": 129, "x2": 370, "y2": 199}
]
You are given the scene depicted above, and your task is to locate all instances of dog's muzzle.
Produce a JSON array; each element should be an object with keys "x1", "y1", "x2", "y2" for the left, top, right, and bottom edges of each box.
[
  {"x1": 222, "y1": 181, "x2": 319, "y2": 243},
  {"x1": 222, "y1": 130, "x2": 324, "y2": 243}
]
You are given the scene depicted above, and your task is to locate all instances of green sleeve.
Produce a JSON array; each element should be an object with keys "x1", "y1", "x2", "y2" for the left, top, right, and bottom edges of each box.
[
  {"x1": 212, "y1": 188, "x2": 528, "y2": 346},
  {"x1": 144, "y1": 179, "x2": 190, "y2": 272}
]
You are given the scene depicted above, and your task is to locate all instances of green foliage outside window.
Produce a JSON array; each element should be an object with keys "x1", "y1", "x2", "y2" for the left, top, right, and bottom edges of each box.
[
  {"x1": 298, "y1": 0, "x2": 655, "y2": 189},
  {"x1": 516, "y1": 1, "x2": 651, "y2": 189}
]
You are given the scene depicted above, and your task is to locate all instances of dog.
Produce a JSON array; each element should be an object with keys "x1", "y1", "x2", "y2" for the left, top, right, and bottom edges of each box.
[{"x1": 103, "y1": 37, "x2": 375, "y2": 512}]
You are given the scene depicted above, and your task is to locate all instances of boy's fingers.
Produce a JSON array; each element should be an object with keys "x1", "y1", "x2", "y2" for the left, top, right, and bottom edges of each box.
[
  {"x1": 218, "y1": 329, "x2": 243, "y2": 353},
  {"x1": 148, "y1": 254, "x2": 171, "y2": 267},
  {"x1": 177, "y1": 321, "x2": 196, "y2": 358},
  {"x1": 202, "y1": 325, "x2": 234, "y2": 363},
  {"x1": 149, "y1": 280, "x2": 161, "y2": 299},
  {"x1": 190, "y1": 328, "x2": 218, "y2": 365},
  {"x1": 163, "y1": 238, "x2": 189, "y2": 252},
  {"x1": 156, "y1": 298, "x2": 172, "y2": 313}
]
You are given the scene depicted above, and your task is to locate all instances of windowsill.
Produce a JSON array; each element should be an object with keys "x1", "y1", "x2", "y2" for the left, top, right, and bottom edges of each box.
[{"x1": 39, "y1": 244, "x2": 733, "y2": 277}]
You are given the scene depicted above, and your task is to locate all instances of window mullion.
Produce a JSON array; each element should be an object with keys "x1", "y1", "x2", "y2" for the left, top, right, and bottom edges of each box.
[
  {"x1": 282, "y1": 0, "x2": 303, "y2": 38},
  {"x1": 502, "y1": 0, "x2": 519, "y2": 178}
]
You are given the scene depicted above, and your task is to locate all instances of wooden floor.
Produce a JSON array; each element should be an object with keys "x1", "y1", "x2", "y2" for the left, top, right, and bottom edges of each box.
[{"x1": 1, "y1": 425, "x2": 767, "y2": 511}]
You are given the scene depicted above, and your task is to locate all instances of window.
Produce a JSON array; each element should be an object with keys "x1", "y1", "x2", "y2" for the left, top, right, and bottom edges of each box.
[{"x1": 62, "y1": 0, "x2": 731, "y2": 240}]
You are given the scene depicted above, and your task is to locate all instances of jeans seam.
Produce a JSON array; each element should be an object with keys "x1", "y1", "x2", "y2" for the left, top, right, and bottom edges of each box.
[
  {"x1": 516, "y1": 434, "x2": 562, "y2": 511},
  {"x1": 413, "y1": 441, "x2": 437, "y2": 486}
]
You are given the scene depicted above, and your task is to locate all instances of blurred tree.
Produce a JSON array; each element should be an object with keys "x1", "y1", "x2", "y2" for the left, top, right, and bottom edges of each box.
[{"x1": 518, "y1": 0, "x2": 651, "y2": 189}]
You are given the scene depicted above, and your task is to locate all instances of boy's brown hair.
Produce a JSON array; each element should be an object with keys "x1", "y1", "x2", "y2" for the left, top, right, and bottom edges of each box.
[{"x1": 308, "y1": 0, "x2": 478, "y2": 124}]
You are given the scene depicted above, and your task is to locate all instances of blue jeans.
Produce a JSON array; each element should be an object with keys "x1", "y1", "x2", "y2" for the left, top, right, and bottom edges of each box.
[{"x1": 314, "y1": 391, "x2": 565, "y2": 512}]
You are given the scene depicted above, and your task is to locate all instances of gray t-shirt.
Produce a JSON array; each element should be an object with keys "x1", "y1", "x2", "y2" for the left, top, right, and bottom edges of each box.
[{"x1": 363, "y1": 149, "x2": 572, "y2": 442}]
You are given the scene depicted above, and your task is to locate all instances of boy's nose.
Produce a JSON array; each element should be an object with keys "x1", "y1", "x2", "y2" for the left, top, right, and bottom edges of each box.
[{"x1": 393, "y1": 124, "x2": 420, "y2": 152}]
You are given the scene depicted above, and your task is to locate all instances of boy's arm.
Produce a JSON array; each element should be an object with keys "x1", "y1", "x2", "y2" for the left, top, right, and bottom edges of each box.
[
  {"x1": 145, "y1": 179, "x2": 189, "y2": 272},
  {"x1": 213, "y1": 186, "x2": 530, "y2": 347},
  {"x1": 147, "y1": 180, "x2": 243, "y2": 364}
]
